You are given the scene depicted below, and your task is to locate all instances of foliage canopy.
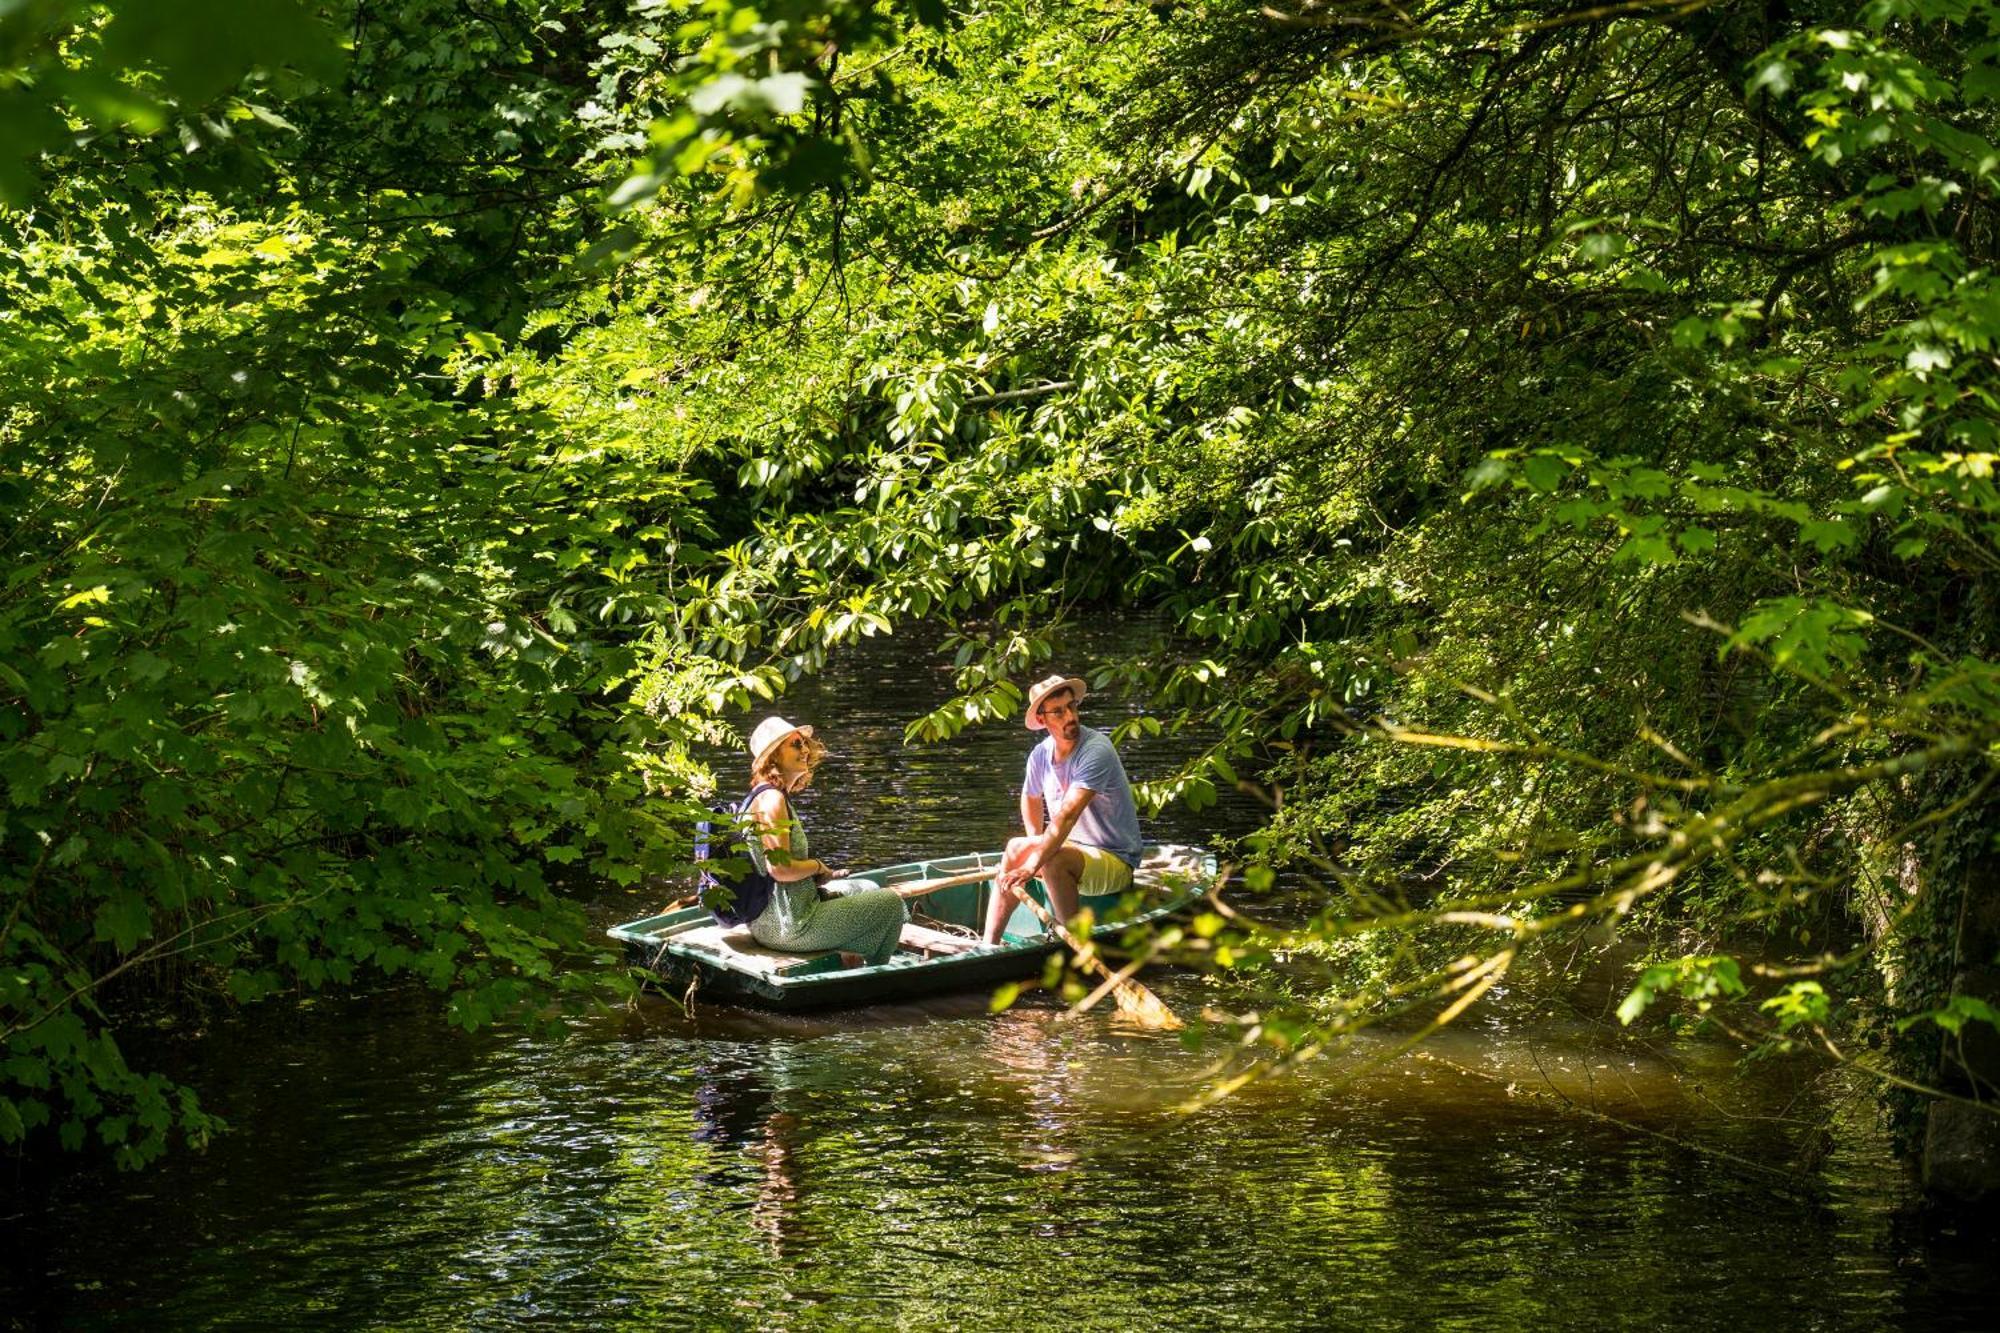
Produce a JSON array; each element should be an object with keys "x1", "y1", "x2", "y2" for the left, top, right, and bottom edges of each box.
[{"x1": 4, "y1": 0, "x2": 1998, "y2": 1167}]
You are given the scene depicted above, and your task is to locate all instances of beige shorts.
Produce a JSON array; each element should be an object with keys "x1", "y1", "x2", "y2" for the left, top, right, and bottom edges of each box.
[{"x1": 1075, "y1": 844, "x2": 1135, "y2": 896}]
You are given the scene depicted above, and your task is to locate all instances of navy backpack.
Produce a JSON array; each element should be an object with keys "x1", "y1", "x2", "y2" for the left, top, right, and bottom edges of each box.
[{"x1": 695, "y1": 782, "x2": 780, "y2": 926}]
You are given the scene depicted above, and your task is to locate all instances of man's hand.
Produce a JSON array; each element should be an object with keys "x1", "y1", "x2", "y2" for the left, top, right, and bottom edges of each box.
[{"x1": 996, "y1": 860, "x2": 1035, "y2": 895}]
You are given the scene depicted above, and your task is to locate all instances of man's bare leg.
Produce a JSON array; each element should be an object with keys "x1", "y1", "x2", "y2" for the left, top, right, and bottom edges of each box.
[
  {"x1": 983, "y1": 845, "x2": 1087, "y2": 945},
  {"x1": 1037, "y1": 847, "x2": 1085, "y2": 935},
  {"x1": 983, "y1": 837, "x2": 1039, "y2": 944}
]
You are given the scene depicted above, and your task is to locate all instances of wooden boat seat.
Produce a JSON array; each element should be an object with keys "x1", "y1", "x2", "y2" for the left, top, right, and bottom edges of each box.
[
  {"x1": 668, "y1": 922, "x2": 838, "y2": 976},
  {"x1": 898, "y1": 922, "x2": 983, "y2": 958}
]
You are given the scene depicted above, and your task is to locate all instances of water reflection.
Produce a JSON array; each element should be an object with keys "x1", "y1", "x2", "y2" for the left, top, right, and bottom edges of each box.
[
  {"x1": 689, "y1": 1051, "x2": 808, "y2": 1260},
  {"x1": 5, "y1": 972, "x2": 1991, "y2": 1329},
  {"x1": 980, "y1": 1009, "x2": 1084, "y2": 1175},
  {"x1": 691, "y1": 1057, "x2": 776, "y2": 1155}
]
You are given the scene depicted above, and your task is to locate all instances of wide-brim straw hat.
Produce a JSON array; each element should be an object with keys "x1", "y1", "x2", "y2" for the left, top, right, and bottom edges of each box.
[
  {"x1": 1024, "y1": 674, "x2": 1087, "y2": 730},
  {"x1": 749, "y1": 716, "x2": 816, "y2": 770}
]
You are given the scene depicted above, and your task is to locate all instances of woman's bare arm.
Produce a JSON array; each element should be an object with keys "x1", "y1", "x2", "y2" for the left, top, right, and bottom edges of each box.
[{"x1": 751, "y1": 788, "x2": 826, "y2": 882}]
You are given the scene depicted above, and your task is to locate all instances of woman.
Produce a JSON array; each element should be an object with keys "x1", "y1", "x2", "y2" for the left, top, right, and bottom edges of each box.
[{"x1": 741, "y1": 716, "x2": 908, "y2": 967}]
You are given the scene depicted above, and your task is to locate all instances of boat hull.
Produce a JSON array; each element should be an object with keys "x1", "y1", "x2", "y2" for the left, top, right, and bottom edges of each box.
[{"x1": 608, "y1": 844, "x2": 1212, "y2": 1013}]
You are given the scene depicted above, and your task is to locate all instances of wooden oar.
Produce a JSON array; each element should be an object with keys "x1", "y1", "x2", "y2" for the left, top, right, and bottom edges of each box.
[
  {"x1": 660, "y1": 868, "x2": 990, "y2": 914},
  {"x1": 887, "y1": 867, "x2": 1002, "y2": 899},
  {"x1": 1011, "y1": 887, "x2": 1183, "y2": 1031}
]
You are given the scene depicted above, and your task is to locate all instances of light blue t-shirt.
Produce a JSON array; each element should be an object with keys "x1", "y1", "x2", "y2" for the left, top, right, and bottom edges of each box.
[{"x1": 1022, "y1": 725, "x2": 1142, "y2": 866}]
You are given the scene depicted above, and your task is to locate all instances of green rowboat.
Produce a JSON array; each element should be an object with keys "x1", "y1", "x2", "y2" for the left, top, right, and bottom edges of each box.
[{"x1": 608, "y1": 843, "x2": 1213, "y2": 1011}]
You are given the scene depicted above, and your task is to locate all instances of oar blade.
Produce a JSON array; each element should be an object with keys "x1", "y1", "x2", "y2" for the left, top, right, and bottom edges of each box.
[
  {"x1": 1015, "y1": 888, "x2": 1183, "y2": 1031},
  {"x1": 1107, "y1": 975, "x2": 1184, "y2": 1030}
]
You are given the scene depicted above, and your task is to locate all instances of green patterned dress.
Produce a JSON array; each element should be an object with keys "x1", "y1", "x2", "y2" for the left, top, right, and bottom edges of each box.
[{"x1": 746, "y1": 801, "x2": 907, "y2": 965}]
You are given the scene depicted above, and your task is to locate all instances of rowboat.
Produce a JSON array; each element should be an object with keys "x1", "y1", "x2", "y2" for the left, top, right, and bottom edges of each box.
[{"x1": 608, "y1": 843, "x2": 1214, "y2": 1011}]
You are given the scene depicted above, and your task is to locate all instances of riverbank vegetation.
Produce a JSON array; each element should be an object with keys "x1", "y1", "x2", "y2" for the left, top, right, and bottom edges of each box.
[{"x1": 4, "y1": 0, "x2": 1996, "y2": 1191}]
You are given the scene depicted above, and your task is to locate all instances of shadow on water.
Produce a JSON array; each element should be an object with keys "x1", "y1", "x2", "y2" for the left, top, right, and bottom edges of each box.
[{"x1": 6, "y1": 621, "x2": 1996, "y2": 1329}]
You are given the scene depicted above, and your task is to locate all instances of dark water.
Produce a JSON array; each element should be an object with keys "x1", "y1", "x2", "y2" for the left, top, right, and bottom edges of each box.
[{"x1": 5, "y1": 627, "x2": 1993, "y2": 1329}]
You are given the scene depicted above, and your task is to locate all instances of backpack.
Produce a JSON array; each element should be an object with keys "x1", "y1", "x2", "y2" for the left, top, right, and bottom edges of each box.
[{"x1": 695, "y1": 782, "x2": 781, "y2": 926}]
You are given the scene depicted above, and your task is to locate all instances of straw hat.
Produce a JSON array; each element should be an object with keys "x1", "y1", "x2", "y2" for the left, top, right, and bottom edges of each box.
[
  {"x1": 749, "y1": 716, "x2": 815, "y2": 770},
  {"x1": 1024, "y1": 674, "x2": 1087, "y2": 730}
]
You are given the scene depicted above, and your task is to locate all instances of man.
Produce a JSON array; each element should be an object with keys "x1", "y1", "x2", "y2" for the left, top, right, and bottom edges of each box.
[{"x1": 982, "y1": 673, "x2": 1144, "y2": 945}]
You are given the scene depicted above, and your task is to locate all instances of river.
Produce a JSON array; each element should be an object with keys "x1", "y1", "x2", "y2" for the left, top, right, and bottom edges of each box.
[{"x1": 3, "y1": 627, "x2": 1992, "y2": 1328}]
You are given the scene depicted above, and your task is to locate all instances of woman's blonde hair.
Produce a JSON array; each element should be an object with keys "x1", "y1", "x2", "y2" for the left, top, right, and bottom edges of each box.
[{"x1": 753, "y1": 730, "x2": 827, "y2": 794}]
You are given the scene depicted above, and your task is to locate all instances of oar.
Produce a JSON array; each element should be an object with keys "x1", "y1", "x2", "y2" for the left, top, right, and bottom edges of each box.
[
  {"x1": 888, "y1": 867, "x2": 1002, "y2": 899},
  {"x1": 663, "y1": 868, "x2": 991, "y2": 913},
  {"x1": 1010, "y1": 886, "x2": 1183, "y2": 1032}
]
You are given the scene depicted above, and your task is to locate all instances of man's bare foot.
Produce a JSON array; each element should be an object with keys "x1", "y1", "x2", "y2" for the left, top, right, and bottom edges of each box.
[{"x1": 838, "y1": 951, "x2": 865, "y2": 969}]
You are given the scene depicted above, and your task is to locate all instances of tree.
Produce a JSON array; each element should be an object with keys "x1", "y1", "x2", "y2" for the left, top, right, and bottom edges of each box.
[{"x1": 5, "y1": 0, "x2": 1996, "y2": 1195}]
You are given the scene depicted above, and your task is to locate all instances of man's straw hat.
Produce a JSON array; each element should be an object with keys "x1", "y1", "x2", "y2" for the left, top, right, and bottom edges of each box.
[{"x1": 1024, "y1": 674, "x2": 1087, "y2": 731}]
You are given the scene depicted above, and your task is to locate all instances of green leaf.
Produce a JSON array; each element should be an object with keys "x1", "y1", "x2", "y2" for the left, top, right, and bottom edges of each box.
[
  {"x1": 58, "y1": 585, "x2": 112, "y2": 611},
  {"x1": 1522, "y1": 454, "x2": 1568, "y2": 493},
  {"x1": 1614, "y1": 534, "x2": 1675, "y2": 565},
  {"x1": 93, "y1": 895, "x2": 154, "y2": 952},
  {"x1": 1462, "y1": 456, "x2": 1511, "y2": 497},
  {"x1": 1619, "y1": 956, "x2": 1746, "y2": 1025},
  {"x1": 1759, "y1": 981, "x2": 1830, "y2": 1032},
  {"x1": 1897, "y1": 995, "x2": 2000, "y2": 1036},
  {"x1": 1798, "y1": 518, "x2": 1857, "y2": 553}
]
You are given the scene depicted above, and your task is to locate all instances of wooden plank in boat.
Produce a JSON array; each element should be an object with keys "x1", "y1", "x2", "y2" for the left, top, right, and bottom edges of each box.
[
  {"x1": 666, "y1": 920, "x2": 979, "y2": 973},
  {"x1": 669, "y1": 922, "x2": 835, "y2": 976},
  {"x1": 898, "y1": 922, "x2": 983, "y2": 957}
]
